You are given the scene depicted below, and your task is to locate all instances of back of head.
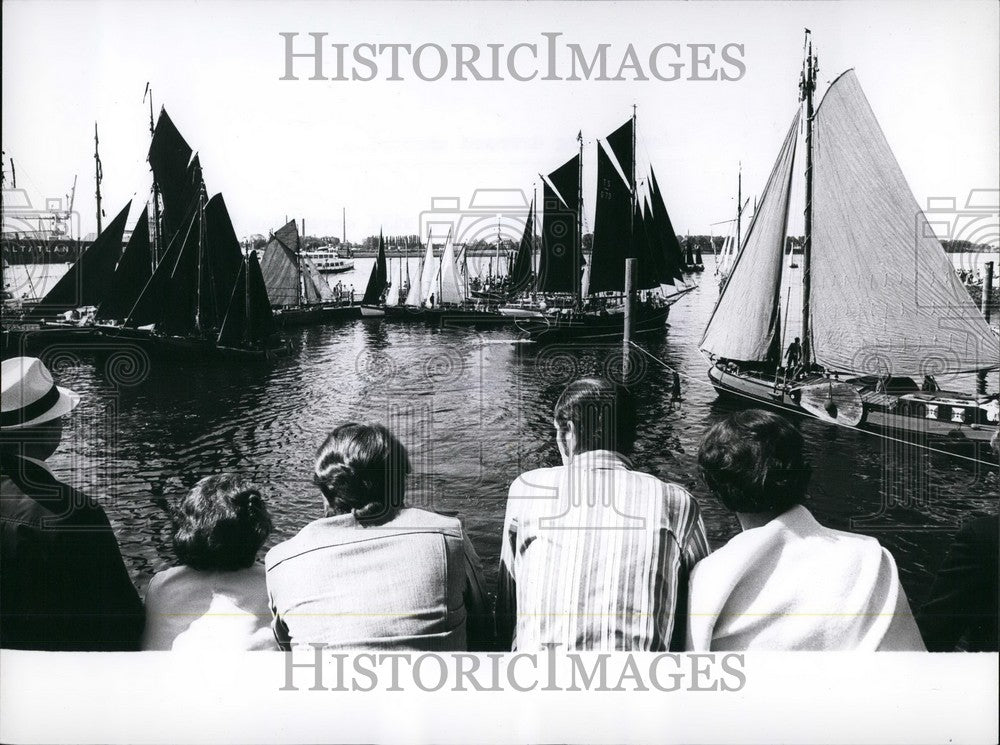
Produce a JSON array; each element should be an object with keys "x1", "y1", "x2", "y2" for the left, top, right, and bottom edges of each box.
[
  {"x1": 172, "y1": 474, "x2": 273, "y2": 571},
  {"x1": 698, "y1": 409, "x2": 810, "y2": 514},
  {"x1": 314, "y1": 423, "x2": 410, "y2": 523},
  {"x1": 554, "y1": 377, "x2": 636, "y2": 456}
]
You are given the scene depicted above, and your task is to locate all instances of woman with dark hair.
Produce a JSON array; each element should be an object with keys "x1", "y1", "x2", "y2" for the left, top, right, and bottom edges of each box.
[
  {"x1": 265, "y1": 423, "x2": 491, "y2": 650},
  {"x1": 687, "y1": 409, "x2": 925, "y2": 651},
  {"x1": 141, "y1": 474, "x2": 275, "y2": 650}
]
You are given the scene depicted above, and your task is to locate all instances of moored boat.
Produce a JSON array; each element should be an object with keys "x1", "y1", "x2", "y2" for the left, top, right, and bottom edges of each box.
[
  {"x1": 700, "y1": 32, "x2": 999, "y2": 442},
  {"x1": 500, "y1": 110, "x2": 695, "y2": 341}
]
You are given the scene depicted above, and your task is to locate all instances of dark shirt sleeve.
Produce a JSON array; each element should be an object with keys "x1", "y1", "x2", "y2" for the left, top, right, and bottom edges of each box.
[
  {"x1": 919, "y1": 516, "x2": 999, "y2": 653},
  {"x1": 88, "y1": 510, "x2": 145, "y2": 650}
]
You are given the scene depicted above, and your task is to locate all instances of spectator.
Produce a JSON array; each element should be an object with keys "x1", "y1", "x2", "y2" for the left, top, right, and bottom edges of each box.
[
  {"x1": 688, "y1": 409, "x2": 925, "y2": 651},
  {"x1": 141, "y1": 474, "x2": 275, "y2": 650},
  {"x1": 1, "y1": 356, "x2": 143, "y2": 650},
  {"x1": 266, "y1": 423, "x2": 490, "y2": 650},
  {"x1": 497, "y1": 377, "x2": 709, "y2": 651}
]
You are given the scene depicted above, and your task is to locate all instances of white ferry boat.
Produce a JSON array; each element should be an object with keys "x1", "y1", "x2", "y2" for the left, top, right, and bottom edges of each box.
[{"x1": 303, "y1": 247, "x2": 354, "y2": 274}]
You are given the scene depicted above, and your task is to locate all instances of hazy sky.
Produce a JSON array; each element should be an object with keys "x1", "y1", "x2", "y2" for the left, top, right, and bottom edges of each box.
[{"x1": 3, "y1": 0, "x2": 998, "y2": 243}]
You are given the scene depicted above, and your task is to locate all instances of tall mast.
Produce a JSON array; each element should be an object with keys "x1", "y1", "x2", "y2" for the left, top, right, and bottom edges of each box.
[
  {"x1": 195, "y1": 183, "x2": 206, "y2": 332},
  {"x1": 496, "y1": 214, "x2": 501, "y2": 282},
  {"x1": 342, "y1": 207, "x2": 346, "y2": 245},
  {"x1": 736, "y1": 162, "x2": 742, "y2": 250},
  {"x1": 94, "y1": 122, "x2": 103, "y2": 235},
  {"x1": 799, "y1": 30, "x2": 818, "y2": 367},
  {"x1": 630, "y1": 105, "x2": 637, "y2": 200},
  {"x1": 629, "y1": 105, "x2": 637, "y2": 301},
  {"x1": 298, "y1": 218, "x2": 305, "y2": 305},
  {"x1": 577, "y1": 129, "x2": 584, "y2": 303},
  {"x1": 145, "y1": 86, "x2": 163, "y2": 269}
]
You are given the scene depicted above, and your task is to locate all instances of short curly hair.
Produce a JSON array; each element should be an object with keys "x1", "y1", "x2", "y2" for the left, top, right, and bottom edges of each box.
[
  {"x1": 313, "y1": 423, "x2": 410, "y2": 523},
  {"x1": 698, "y1": 409, "x2": 811, "y2": 514},
  {"x1": 172, "y1": 474, "x2": 273, "y2": 570}
]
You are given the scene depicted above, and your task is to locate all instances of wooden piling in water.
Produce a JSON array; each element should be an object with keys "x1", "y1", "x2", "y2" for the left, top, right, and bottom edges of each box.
[
  {"x1": 623, "y1": 258, "x2": 636, "y2": 379},
  {"x1": 981, "y1": 261, "x2": 994, "y2": 323},
  {"x1": 978, "y1": 261, "x2": 994, "y2": 395}
]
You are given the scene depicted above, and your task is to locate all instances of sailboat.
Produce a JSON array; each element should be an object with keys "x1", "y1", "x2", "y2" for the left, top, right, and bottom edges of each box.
[
  {"x1": 95, "y1": 108, "x2": 286, "y2": 359},
  {"x1": 384, "y1": 228, "x2": 502, "y2": 325},
  {"x1": 714, "y1": 168, "x2": 751, "y2": 290},
  {"x1": 259, "y1": 219, "x2": 355, "y2": 325},
  {"x1": 503, "y1": 112, "x2": 695, "y2": 341},
  {"x1": 360, "y1": 232, "x2": 388, "y2": 317},
  {"x1": 700, "y1": 32, "x2": 999, "y2": 442},
  {"x1": 24, "y1": 201, "x2": 132, "y2": 336}
]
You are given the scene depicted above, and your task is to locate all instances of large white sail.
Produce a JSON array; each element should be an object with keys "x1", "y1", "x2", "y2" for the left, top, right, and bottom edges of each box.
[
  {"x1": 436, "y1": 230, "x2": 466, "y2": 305},
  {"x1": 417, "y1": 236, "x2": 437, "y2": 305},
  {"x1": 700, "y1": 112, "x2": 799, "y2": 362},
  {"x1": 810, "y1": 71, "x2": 998, "y2": 376}
]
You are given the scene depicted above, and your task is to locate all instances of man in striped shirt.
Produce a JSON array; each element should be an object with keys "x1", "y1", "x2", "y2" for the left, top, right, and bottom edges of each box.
[{"x1": 497, "y1": 377, "x2": 710, "y2": 651}]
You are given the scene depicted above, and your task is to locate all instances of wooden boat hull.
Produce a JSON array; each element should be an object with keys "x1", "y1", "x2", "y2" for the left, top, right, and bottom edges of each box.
[
  {"x1": 707, "y1": 363, "x2": 999, "y2": 442},
  {"x1": 517, "y1": 304, "x2": 671, "y2": 342},
  {"x1": 383, "y1": 306, "x2": 510, "y2": 327},
  {"x1": 360, "y1": 305, "x2": 386, "y2": 318},
  {"x1": 94, "y1": 326, "x2": 289, "y2": 361},
  {"x1": 273, "y1": 303, "x2": 361, "y2": 326}
]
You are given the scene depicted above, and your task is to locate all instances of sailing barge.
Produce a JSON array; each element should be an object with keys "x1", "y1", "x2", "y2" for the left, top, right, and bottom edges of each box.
[
  {"x1": 502, "y1": 112, "x2": 694, "y2": 341},
  {"x1": 700, "y1": 33, "x2": 999, "y2": 442},
  {"x1": 259, "y1": 219, "x2": 360, "y2": 326},
  {"x1": 14, "y1": 108, "x2": 289, "y2": 360}
]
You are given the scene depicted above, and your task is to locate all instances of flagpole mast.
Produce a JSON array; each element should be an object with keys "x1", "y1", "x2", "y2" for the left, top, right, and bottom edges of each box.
[
  {"x1": 145, "y1": 85, "x2": 163, "y2": 269},
  {"x1": 94, "y1": 122, "x2": 103, "y2": 235},
  {"x1": 577, "y1": 129, "x2": 583, "y2": 305},
  {"x1": 799, "y1": 30, "x2": 817, "y2": 368},
  {"x1": 736, "y1": 162, "x2": 742, "y2": 250}
]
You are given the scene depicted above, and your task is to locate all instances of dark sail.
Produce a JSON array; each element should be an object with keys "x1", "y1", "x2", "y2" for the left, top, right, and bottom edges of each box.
[
  {"x1": 685, "y1": 242, "x2": 695, "y2": 266},
  {"x1": 217, "y1": 252, "x2": 277, "y2": 348},
  {"x1": 159, "y1": 200, "x2": 202, "y2": 334},
  {"x1": 260, "y1": 223, "x2": 301, "y2": 307},
  {"x1": 217, "y1": 261, "x2": 247, "y2": 348},
  {"x1": 148, "y1": 109, "x2": 195, "y2": 243},
  {"x1": 606, "y1": 118, "x2": 634, "y2": 188},
  {"x1": 201, "y1": 194, "x2": 245, "y2": 331},
  {"x1": 695, "y1": 246, "x2": 703, "y2": 264},
  {"x1": 246, "y1": 251, "x2": 277, "y2": 344},
  {"x1": 31, "y1": 202, "x2": 130, "y2": 317},
  {"x1": 536, "y1": 181, "x2": 579, "y2": 294},
  {"x1": 548, "y1": 154, "x2": 579, "y2": 213},
  {"x1": 126, "y1": 197, "x2": 200, "y2": 331},
  {"x1": 632, "y1": 201, "x2": 660, "y2": 291},
  {"x1": 642, "y1": 198, "x2": 671, "y2": 286},
  {"x1": 96, "y1": 205, "x2": 151, "y2": 321},
  {"x1": 588, "y1": 142, "x2": 632, "y2": 293},
  {"x1": 508, "y1": 198, "x2": 535, "y2": 294},
  {"x1": 362, "y1": 232, "x2": 388, "y2": 304},
  {"x1": 649, "y1": 168, "x2": 684, "y2": 283}
]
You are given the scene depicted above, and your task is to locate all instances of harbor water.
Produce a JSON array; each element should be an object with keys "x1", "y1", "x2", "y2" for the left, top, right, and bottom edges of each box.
[{"x1": 8, "y1": 253, "x2": 999, "y2": 608}]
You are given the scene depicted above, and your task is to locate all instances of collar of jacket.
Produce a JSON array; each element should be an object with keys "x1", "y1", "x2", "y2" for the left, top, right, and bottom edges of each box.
[{"x1": 565, "y1": 449, "x2": 633, "y2": 471}]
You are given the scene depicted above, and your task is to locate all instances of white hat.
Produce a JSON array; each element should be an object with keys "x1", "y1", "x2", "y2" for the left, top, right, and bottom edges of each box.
[{"x1": 0, "y1": 357, "x2": 81, "y2": 430}]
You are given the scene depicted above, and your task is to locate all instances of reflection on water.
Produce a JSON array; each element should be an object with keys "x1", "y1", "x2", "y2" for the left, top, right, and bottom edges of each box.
[{"x1": 38, "y1": 257, "x2": 999, "y2": 608}]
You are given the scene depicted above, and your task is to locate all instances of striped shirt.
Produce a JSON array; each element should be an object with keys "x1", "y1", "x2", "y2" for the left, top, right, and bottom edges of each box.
[{"x1": 497, "y1": 450, "x2": 709, "y2": 651}]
